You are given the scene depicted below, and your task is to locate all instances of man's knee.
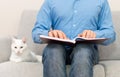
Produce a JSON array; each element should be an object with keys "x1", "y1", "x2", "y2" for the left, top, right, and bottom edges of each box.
[
  {"x1": 43, "y1": 43, "x2": 65, "y2": 54},
  {"x1": 74, "y1": 44, "x2": 92, "y2": 55},
  {"x1": 72, "y1": 44, "x2": 93, "y2": 62},
  {"x1": 75, "y1": 43, "x2": 92, "y2": 50},
  {"x1": 42, "y1": 43, "x2": 65, "y2": 62}
]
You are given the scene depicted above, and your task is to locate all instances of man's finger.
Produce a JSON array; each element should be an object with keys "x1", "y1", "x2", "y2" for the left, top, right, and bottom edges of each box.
[
  {"x1": 86, "y1": 30, "x2": 91, "y2": 38},
  {"x1": 92, "y1": 31, "x2": 96, "y2": 38},
  {"x1": 89, "y1": 31, "x2": 96, "y2": 38},
  {"x1": 52, "y1": 31, "x2": 58, "y2": 38},
  {"x1": 61, "y1": 31, "x2": 67, "y2": 39},
  {"x1": 57, "y1": 31, "x2": 64, "y2": 39},
  {"x1": 91, "y1": 31, "x2": 95, "y2": 38},
  {"x1": 78, "y1": 34, "x2": 82, "y2": 37},
  {"x1": 48, "y1": 31, "x2": 53, "y2": 37},
  {"x1": 82, "y1": 30, "x2": 87, "y2": 38}
]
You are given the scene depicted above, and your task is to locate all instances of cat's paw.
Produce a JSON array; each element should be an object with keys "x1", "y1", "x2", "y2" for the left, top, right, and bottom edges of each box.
[
  {"x1": 36, "y1": 55, "x2": 42, "y2": 62},
  {"x1": 14, "y1": 60, "x2": 22, "y2": 63},
  {"x1": 10, "y1": 58, "x2": 22, "y2": 63}
]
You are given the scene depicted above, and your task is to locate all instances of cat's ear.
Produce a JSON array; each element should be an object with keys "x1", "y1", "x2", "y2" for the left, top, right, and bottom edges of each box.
[
  {"x1": 22, "y1": 37, "x2": 27, "y2": 43},
  {"x1": 12, "y1": 36, "x2": 17, "y2": 43}
]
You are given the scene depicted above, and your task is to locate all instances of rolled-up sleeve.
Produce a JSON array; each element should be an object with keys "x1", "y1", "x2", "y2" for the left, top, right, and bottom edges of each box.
[
  {"x1": 32, "y1": 0, "x2": 52, "y2": 44},
  {"x1": 94, "y1": 0, "x2": 116, "y2": 45}
]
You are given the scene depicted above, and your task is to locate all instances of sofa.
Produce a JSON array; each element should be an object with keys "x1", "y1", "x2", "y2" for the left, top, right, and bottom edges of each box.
[{"x1": 0, "y1": 10, "x2": 120, "y2": 77}]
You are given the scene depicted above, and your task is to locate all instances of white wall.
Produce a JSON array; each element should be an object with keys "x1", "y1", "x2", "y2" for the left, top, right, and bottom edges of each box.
[
  {"x1": 109, "y1": 0, "x2": 120, "y2": 11},
  {"x1": 0, "y1": 0, "x2": 44, "y2": 37},
  {"x1": 0, "y1": 0, "x2": 119, "y2": 37}
]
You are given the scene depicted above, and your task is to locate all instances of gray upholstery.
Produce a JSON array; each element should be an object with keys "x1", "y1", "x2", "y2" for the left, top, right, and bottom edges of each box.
[
  {"x1": 0, "y1": 62, "x2": 43, "y2": 77},
  {"x1": 93, "y1": 64, "x2": 105, "y2": 77},
  {"x1": 0, "y1": 10, "x2": 120, "y2": 77},
  {"x1": 0, "y1": 36, "x2": 11, "y2": 63},
  {"x1": 99, "y1": 60, "x2": 120, "y2": 77}
]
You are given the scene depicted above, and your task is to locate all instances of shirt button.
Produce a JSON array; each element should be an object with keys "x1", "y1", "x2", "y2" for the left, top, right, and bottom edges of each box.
[
  {"x1": 74, "y1": 10, "x2": 77, "y2": 13},
  {"x1": 73, "y1": 24, "x2": 76, "y2": 27}
]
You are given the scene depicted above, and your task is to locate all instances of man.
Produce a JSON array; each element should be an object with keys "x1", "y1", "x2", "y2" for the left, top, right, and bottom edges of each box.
[{"x1": 32, "y1": 0, "x2": 116, "y2": 77}]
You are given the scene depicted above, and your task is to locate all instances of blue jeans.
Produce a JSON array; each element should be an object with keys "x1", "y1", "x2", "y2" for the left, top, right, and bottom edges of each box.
[{"x1": 42, "y1": 43, "x2": 99, "y2": 77}]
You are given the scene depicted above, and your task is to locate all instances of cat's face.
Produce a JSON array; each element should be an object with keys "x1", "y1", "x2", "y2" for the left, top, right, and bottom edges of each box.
[{"x1": 11, "y1": 37, "x2": 27, "y2": 56}]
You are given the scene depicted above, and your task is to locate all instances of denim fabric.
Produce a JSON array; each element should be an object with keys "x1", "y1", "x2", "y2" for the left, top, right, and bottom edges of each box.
[{"x1": 42, "y1": 43, "x2": 98, "y2": 77}]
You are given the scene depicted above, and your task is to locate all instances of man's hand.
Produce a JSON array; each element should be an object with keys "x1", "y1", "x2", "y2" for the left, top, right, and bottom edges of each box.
[
  {"x1": 78, "y1": 30, "x2": 96, "y2": 38},
  {"x1": 48, "y1": 30, "x2": 68, "y2": 39}
]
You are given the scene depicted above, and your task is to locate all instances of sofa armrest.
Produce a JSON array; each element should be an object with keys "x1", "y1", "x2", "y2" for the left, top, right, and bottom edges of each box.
[
  {"x1": 0, "y1": 36, "x2": 11, "y2": 63},
  {"x1": 93, "y1": 64, "x2": 105, "y2": 77}
]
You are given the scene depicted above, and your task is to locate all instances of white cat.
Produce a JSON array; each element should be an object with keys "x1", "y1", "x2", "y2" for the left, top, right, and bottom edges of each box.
[{"x1": 10, "y1": 37, "x2": 42, "y2": 62}]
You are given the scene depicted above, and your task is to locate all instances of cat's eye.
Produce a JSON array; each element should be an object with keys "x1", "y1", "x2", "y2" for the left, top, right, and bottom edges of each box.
[
  {"x1": 20, "y1": 46, "x2": 23, "y2": 49},
  {"x1": 14, "y1": 47, "x2": 17, "y2": 49}
]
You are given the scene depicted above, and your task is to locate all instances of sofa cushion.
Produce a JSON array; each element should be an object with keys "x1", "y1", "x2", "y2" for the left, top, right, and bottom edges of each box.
[
  {"x1": 0, "y1": 37, "x2": 11, "y2": 63},
  {"x1": 0, "y1": 61, "x2": 105, "y2": 77},
  {"x1": 0, "y1": 61, "x2": 43, "y2": 77},
  {"x1": 99, "y1": 60, "x2": 120, "y2": 77}
]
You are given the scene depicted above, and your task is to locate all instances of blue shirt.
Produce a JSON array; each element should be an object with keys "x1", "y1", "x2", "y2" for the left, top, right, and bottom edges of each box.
[{"x1": 32, "y1": 0, "x2": 116, "y2": 45}]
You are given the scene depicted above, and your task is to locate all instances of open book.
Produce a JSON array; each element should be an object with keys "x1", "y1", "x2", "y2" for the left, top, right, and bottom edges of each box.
[{"x1": 40, "y1": 35, "x2": 107, "y2": 44}]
